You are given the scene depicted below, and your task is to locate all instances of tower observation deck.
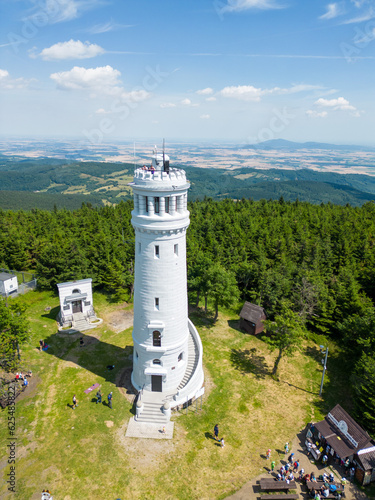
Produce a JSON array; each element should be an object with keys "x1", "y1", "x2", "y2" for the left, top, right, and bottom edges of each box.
[{"x1": 129, "y1": 148, "x2": 204, "y2": 415}]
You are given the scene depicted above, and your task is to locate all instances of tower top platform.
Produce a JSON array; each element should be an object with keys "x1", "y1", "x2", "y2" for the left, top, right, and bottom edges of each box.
[{"x1": 132, "y1": 166, "x2": 189, "y2": 191}]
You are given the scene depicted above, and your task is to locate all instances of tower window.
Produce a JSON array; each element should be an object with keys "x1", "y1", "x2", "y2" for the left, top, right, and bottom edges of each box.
[
  {"x1": 174, "y1": 244, "x2": 178, "y2": 256},
  {"x1": 155, "y1": 297, "x2": 159, "y2": 310},
  {"x1": 178, "y1": 352, "x2": 183, "y2": 362},
  {"x1": 153, "y1": 359, "x2": 161, "y2": 365},
  {"x1": 138, "y1": 242, "x2": 141, "y2": 254},
  {"x1": 165, "y1": 197, "x2": 170, "y2": 214},
  {"x1": 145, "y1": 196, "x2": 149, "y2": 213},
  {"x1": 154, "y1": 197, "x2": 160, "y2": 214},
  {"x1": 155, "y1": 245, "x2": 160, "y2": 258},
  {"x1": 153, "y1": 330, "x2": 161, "y2": 347}
]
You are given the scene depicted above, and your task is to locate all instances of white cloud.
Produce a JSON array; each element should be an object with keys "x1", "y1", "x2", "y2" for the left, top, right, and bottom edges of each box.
[
  {"x1": 50, "y1": 65, "x2": 122, "y2": 92},
  {"x1": 38, "y1": 40, "x2": 105, "y2": 60},
  {"x1": 50, "y1": 65, "x2": 151, "y2": 102},
  {"x1": 220, "y1": 83, "x2": 322, "y2": 101},
  {"x1": 95, "y1": 108, "x2": 110, "y2": 114},
  {"x1": 206, "y1": 97, "x2": 217, "y2": 101},
  {"x1": 196, "y1": 87, "x2": 213, "y2": 95},
  {"x1": 0, "y1": 69, "x2": 31, "y2": 90},
  {"x1": 221, "y1": 0, "x2": 285, "y2": 12},
  {"x1": 315, "y1": 96, "x2": 356, "y2": 111},
  {"x1": 121, "y1": 90, "x2": 150, "y2": 102},
  {"x1": 319, "y1": 3, "x2": 344, "y2": 20},
  {"x1": 306, "y1": 110, "x2": 328, "y2": 118},
  {"x1": 85, "y1": 21, "x2": 134, "y2": 34},
  {"x1": 160, "y1": 102, "x2": 176, "y2": 108},
  {"x1": 33, "y1": 0, "x2": 102, "y2": 24},
  {"x1": 220, "y1": 85, "x2": 263, "y2": 101},
  {"x1": 200, "y1": 114, "x2": 210, "y2": 119},
  {"x1": 181, "y1": 98, "x2": 199, "y2": 107}
]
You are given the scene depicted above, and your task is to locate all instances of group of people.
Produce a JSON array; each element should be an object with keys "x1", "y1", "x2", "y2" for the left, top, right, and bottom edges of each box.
[
  {"x1": 72, "y1": 390, "x2": 113, "y2": 409},
  {"x1": 15, "y1": 370, "x2": 32, "y2": 386},
  {"x1": 142, "y1": 165, "x2": 155, "y2": 173},
  {"x1": 276, "y1": 454, "x2": 303, "y2": 482}
]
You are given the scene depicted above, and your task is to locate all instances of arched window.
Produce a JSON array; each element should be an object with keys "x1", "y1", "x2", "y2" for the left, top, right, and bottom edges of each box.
[
  {"x1": 72, "y1": 289, "x2": 80, "y2": 294},
  {"x1": 153, "y1": 359, "x2": 161, "y2": 365},
  {"x1": 153, "y1": 331, "x2": 161, "y2": 347}
]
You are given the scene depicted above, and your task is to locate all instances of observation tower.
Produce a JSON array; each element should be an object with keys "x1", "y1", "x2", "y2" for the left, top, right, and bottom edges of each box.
[{"x1": 129, "y1": 146, "x2": 204, "y2": 423}]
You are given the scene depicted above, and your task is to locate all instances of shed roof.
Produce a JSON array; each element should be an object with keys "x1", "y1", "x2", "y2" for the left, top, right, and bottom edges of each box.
[
  {"x1": 356, "y1": 446, "x2": 375, "y2": 471},
  {"x1": 239, "y1": 302, "x2": 266, "y2": 324},
  {"x1": 314, "y1": 404, "x2": 372, "y2": 458},
  {"x1": 0, "y1": 272, "x2": 16, "y2": 282}
]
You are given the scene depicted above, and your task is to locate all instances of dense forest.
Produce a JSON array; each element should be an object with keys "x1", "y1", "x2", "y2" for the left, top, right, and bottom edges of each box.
[{"x1": 1, "y1": 198, "x2": 375, "y2": 434}]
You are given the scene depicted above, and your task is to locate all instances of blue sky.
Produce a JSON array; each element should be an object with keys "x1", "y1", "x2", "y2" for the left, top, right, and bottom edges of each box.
[{"x1": 0, "y1": 0, "x2": 374, "y2": 145}]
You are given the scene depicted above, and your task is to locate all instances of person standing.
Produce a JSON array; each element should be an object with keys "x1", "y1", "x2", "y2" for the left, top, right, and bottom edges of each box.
[
  {"x1": 220, "y1": 437, "x2": 225, "y2": 448},
  {"x1": 284, "y1": 442, "x2": 289, "y2": 454},
  {"x1": 96, "y1": 389, "x2": 102, "y2": 404},
  {"x1": 72, "y1": 394, "x2": 78, "y2": 409},
  {"x1": 107, "y1": 392, "x2": 113, "y2": 409},
  {"x1": 214, "y1": 424, "x2": 219, "y2": 441},
  {"x1": 266, "y1": 448, "x2": 271, "y2": 459},
  {"x1": 270, "y1": 460, "x2": 276, "y2": 474}
]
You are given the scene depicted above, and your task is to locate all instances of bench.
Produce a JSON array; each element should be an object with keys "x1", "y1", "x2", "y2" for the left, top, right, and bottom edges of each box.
[
  {"x1": 306, "y1": 481, "x2": 344, "y2": 492},
  {"x1": 259, "y1": 479, "x2": 297, "y2": 491},
  {"x1": 258, "y1": 495, "x2": 299, "y2": 499}
]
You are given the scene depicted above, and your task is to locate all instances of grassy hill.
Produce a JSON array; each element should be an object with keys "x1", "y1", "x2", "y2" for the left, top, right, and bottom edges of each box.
[{"x1": 0, "y1": 291, "x2": 351, "y2": 499}]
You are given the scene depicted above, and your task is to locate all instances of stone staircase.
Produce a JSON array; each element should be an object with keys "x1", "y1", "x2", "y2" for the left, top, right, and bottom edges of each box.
[
  {"x1": 177, "y1": 329, "x2": 198, "y2": 391},
  {"x1": 135, "y1": 398, "x2": 169, "y2": 425},
  {"x1": 72, "y1": 313, "x2": 97, "y2": 332}
]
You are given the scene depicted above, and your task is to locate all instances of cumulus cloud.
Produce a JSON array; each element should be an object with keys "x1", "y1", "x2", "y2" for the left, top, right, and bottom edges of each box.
[
  {"x1": 319, "y1": 3, "x2": 345, "y2": 20},
  {"x1": 200, "y1": 114, "x2": 210, "y2": 119},
  {"x1": 315, "y1": 96, "x2": 356, "y2": 111},
  {"x1": 196, "y1": 87, "x2": 213, "y2": 95},
  {"x1": 38, "y1": 40, "x2": 105, "y2": 60},
  {"x1": 50, "y1": 65, "x2": 151, "y2": 103},
  {"x1": 0, "y1": 69, "x2": 31, "y2": 90},
  {"x1": 160, "y1": 102, "x2": 176, "y2": 108},
  {"x1": 181, "y1": 98, "x2": 199, "y2": 107},
  {"x1": 206, "y1": 96, "x2": 217, "y2": 101},
  {"x1": 306, "y1": 110, "x2": 328, "y2": 118},
  {"x1": 221, "y1": 0, "x2": 285, "y2": 12},
  {"x1": 50, "y1": 65, "x2": 121, "y2": 92}
]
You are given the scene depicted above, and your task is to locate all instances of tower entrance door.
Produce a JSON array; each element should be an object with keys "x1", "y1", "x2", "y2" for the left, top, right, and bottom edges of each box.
[{"x1": 151, "y1": 375, "x2": 162, "y2": 392}]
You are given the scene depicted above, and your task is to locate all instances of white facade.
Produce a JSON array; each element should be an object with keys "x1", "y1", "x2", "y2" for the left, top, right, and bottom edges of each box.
[
  {"x1": 57, "y1": 279, "x2": 94, "y2": 323},
  {"x1": 130, "y1": 150, "x2": 204, "y2": 401},
  {"x1": 0, "y1": 273, "x2": 18, "y2": 296}
]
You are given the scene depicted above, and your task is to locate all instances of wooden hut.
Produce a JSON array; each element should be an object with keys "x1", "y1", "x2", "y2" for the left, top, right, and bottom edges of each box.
[
  {"x1": 239, "y1": 302, "x2": 266, "y2": 335},
  {"x1": 354, "y1": 446, "x2": 375, "y2": 485}
]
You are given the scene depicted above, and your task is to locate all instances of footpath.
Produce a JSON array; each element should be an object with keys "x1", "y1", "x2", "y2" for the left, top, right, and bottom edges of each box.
[{"x1": 226, "y1": 430, "x2": 372, "y2": 500}]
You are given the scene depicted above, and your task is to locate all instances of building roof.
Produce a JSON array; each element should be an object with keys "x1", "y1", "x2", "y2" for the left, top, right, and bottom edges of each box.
[
  {"x1": 356, "y1": 446, "x2": 375, "y2": 471},
  {"x1": 57, "y1": 278, "x2": 92, "y2": 289},
  {"x1": 0, "y1": 272, "x2": 16, "y2": 281},
  {"x1": 314, "y1": 404, "x2": 372, "y2": 458},
  {"x1": 240, "y1": 302, "x2": 266, "y2": 324}
]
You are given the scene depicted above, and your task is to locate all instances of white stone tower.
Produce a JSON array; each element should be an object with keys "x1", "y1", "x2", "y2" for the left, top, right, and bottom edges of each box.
[{"x1": 130, "y1": 147, "x2": 204, "y2": 417}]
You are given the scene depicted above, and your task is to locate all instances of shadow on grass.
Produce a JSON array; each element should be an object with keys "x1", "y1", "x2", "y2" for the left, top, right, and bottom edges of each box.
[
  {"x1": 42, "y1": 330, "x2": 135, "y2": 397},
  {"x1": 41, "y1": 305, "x2": 60, "y2": 321},
  {"x1": 204, "y1": 432, "x2": 216, "y2": 441},
  {"x1": 230, "y1": 348, "x2": 268, "y2": 379},
  {"x1": 280, "y1": 380, "x2": 315, "y2": 395}
]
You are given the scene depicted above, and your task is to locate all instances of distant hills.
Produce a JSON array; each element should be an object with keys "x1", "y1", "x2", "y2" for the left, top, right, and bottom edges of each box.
[{"x1": 242, "y1": 139, "x2": 375, "y2": 152}]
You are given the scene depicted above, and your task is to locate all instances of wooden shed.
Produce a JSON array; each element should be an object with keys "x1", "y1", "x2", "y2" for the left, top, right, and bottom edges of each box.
[
  {"x1": 239, "y1": 302, "x2": 266, "y2": 335},
  {"x1": 354, "y1": 446, "x2": 375, "y2": 485}
]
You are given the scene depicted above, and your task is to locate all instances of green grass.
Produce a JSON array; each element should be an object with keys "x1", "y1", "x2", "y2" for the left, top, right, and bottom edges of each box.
[{"x1": 0, "y1": 291, "x2": 353, "y2": 499}]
